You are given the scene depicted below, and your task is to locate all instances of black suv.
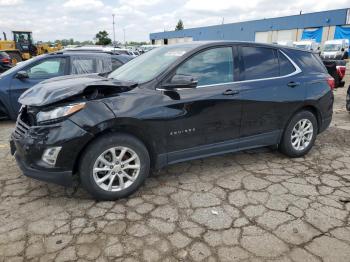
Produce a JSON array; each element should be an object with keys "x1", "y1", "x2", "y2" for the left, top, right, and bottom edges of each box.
[{"x1": 11, "y1": 41, "x2": 334, "y2": 200}]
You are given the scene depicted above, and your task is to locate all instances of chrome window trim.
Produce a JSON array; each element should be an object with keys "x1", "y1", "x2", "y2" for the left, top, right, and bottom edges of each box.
[{"x1": 156, "y1": 49, "x2": 302, "y2": 91}]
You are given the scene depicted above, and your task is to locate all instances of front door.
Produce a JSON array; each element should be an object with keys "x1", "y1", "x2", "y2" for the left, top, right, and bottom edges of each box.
[
  {"x1": 10, "y1": 57, "x2": 68, "y2": 114},
  {"x1": 161, "y1": 46, "x2": 243, "y2": 157}
]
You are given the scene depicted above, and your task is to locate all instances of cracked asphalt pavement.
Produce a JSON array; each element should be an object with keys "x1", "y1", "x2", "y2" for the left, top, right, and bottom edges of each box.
[{"x1": 0, "y1": 77, "x2": 350, "y2": 262}]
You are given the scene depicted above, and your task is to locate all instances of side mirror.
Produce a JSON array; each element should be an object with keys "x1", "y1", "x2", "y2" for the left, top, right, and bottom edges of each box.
[
  {"x1": 341, "y1": 48, "x2": 345, "y2": 52},
  {"x1": 162, "y1": 74, "x2": 198, "y2": 90},
  {"x1": 16, "y1": 71, "x2": 29, "y2": 79}
]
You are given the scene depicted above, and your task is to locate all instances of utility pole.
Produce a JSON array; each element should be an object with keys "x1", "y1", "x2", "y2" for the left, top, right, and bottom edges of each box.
[
  {"x1": 112, "y1": 14, "x2": 116, "y2": 49},
  {"x1": 123, "y1": 28, "x2": 126, "y2": 47}
]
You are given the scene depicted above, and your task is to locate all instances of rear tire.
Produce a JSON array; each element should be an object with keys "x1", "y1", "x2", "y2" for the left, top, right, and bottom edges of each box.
[
  {"x1": 279, "y1": 111, "x2": 318, "y2": 157},
  {"x1": 0, "y1": 101, "x2": 9, "y2": 120},
  {"x1": 79, "y1": 133, "x2": 150, "y2": 200}
]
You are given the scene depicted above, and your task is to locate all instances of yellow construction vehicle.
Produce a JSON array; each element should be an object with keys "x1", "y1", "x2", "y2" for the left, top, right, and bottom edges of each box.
[
  {"x1": 0, "y1": 31, "x2": 62, "y2": 64},
  {"x1": 37, "y1": 42, "x2": 62, "y2": 55}
]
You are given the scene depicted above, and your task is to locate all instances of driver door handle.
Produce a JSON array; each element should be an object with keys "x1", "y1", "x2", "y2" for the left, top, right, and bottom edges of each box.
[
  {"x1": 287, "y1": 81, "x2": 300, "y2": 88},
  {"x1": 223, "y1": 89, "x2": 239, "y2": 96}
]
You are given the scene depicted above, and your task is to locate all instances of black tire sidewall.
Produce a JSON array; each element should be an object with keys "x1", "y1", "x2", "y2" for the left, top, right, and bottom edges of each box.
[
  {"x1": 280, "y1": 111, "x2": 318, "y2": 157},
  {"x1": 79, "y1": 133, "x2": 150, "y2": 200}
]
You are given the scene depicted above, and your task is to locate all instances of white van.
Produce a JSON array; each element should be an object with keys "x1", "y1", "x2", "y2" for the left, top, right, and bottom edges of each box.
[
  {"x1": 321, "y1": 39, "x2": 349, "y2": 60},
  {"x1": 275, "y1": 40, "x2": 294, "y2": 47},
  {"x1": 293, "y1": 40, "x2": 320, "y2": 52}
]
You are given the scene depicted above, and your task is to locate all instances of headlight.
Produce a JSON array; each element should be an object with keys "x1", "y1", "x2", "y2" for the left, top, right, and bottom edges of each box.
[{"x1": 36, "y1": 103, "x2": 85, "y2": 123}]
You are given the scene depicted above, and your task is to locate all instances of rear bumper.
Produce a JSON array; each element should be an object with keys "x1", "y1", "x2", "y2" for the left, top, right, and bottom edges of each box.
[{"x1": 14, "y1": 149, "x2": 73, "y2": 186}]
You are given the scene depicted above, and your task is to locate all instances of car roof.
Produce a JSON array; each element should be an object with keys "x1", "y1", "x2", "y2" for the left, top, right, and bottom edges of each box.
[
  {"x1": 161, "y1": 40, "x2": 315, "y2": 53},
  {"x1": 49, "y1": 51, "x2": 111, "y2": 57}
]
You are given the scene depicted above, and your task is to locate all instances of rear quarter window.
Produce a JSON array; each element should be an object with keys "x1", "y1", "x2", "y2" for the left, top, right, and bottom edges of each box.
[
  {"x1": 287, "y1": 49, "x2": 327, "y2": 74},
  {"x1": 278, "y1": 51, "x2": 296, "y2": 75}
]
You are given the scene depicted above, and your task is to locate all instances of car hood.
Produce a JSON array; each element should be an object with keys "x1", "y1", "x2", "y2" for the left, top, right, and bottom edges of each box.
[{"x1": 18, "y1": 74, "x2": 137, "y2": 107}]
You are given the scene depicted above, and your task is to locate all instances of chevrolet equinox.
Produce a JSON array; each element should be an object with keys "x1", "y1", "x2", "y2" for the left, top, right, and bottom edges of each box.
[{"x1": 11, "y1": 42, "x2": 334, "y2": 200}]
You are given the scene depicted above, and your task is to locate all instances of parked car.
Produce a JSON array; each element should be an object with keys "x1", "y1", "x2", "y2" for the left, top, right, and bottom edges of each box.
[
  {"x1": 0, "y1": 52, "x2": 131, "y2": 119},
  {"x1": 275, "y1": 40, "x2": 294, "y2": 47},
  {"x1": 293, "y1": 40, "x2": 320, "y2": 52},
  {"x1": 0, "y1": 51, "x2": 13, "y2": 72},
  {"x1": 11, "y1": 41, "x2": 333, "y2": 200},
  {"x1": 321, "y1": 39, "x2": 349, "y2": 60},
  {"x1": 139, "y1": 44, "x2": 160, "y2": 53},
  {"x1": 323, "y1": 60, "x2": 346, "y2": 88}
]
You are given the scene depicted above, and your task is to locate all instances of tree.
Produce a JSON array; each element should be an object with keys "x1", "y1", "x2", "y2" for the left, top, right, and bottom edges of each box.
[
  {"x1": 95, "y1": 30, "x2": 112, "y2": 45},
  {"x1": 175, "y1": 19, "x2": 184, "y2": 31}
]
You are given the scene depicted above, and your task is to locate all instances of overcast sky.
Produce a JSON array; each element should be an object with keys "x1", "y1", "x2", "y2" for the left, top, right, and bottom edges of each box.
[{"x1": 0, "y1": 0, "x2": 348, "y2": 42}]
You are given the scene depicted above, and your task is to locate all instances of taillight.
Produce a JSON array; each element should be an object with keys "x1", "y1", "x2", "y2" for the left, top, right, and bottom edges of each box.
[
  {"x1": 327, "y1": 76, "x2": 335, "y2": 90},
  {"x1": 336, "y1": 66, "x2": 346, "y2": 79},
  {"x1": 1, "y1": 58, "x2": 10, "y2": 64}
]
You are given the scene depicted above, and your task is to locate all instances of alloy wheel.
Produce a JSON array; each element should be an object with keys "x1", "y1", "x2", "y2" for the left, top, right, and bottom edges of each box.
[
  {"x1": 92, "y1": 146, "x2": 141, "y2": 192},
  {"x1": 291, "y1": 119, "x2": 314, "y2": 151}
]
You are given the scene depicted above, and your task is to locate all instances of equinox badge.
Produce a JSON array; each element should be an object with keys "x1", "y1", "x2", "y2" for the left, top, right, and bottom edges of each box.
[{"x1": 170, "y1": 128, "x2": 196, "y2": 136}]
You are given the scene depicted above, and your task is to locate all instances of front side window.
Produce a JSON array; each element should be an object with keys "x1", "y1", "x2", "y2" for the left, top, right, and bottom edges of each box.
[
  {"x1": 26, "y1": 58, "x2": 67, "y2": 79},
  {"x1": 241, "y1": 46, "x2": 279, "y2": 80},
  {"x1": 175, "y1": 47, "x2": 234, "y2": 86}
]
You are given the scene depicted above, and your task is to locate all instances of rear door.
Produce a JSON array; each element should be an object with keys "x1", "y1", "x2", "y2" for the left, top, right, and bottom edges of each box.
[
  {"x1": 10, "y1": 56, "x2": 68, "y2": 114},
  {"x1": 70, "y1": 55, "x2": 112, "y2": 74},
  {"x1": 237, "y1": 45, "x2": 305, "y2": 139}
]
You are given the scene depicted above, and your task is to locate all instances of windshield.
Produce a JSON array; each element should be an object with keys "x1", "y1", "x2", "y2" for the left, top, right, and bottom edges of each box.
[
  {"x1": 324, "y1": 44, "x2": 341, "y2": 52},
  {"x1": 294, "y1": 44, "x2": 310, "y2": 50},
  {"x1": 108, "y1": 45, "x2": 197, "y2": 83}
]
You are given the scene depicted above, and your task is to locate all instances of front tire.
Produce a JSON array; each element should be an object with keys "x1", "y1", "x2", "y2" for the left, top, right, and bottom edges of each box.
[
  {"x1": 279, "y1": 111, "x2": 318, "y2": 157},
  {"x1": 79, "y1": 133, "x2": 150, "y2": 200}
]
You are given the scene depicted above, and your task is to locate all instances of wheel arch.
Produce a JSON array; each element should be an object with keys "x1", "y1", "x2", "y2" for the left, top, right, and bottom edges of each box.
[
  {"x1": 72, "y1": 122, "x2": 160, "y2": 175},
  {"x1": 281, "y1": 105, "x2": 321, "y2": 141}
]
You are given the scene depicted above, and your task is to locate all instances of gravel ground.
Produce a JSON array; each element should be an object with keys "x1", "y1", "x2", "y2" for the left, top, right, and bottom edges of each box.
[{"x1": 0, "y1": 76, "x2": 349, "y2": 262}]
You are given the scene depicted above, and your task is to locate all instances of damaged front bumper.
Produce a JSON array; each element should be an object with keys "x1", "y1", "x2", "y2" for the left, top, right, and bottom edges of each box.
[{"x1": 10, "y1": 116, "x2": 94, "y2": 187}]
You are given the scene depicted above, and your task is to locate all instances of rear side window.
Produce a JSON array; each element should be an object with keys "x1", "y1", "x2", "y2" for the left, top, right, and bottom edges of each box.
[
  {"x1": 71, "y1": 56, "x2": 112, "y2": 74},
  {"x1": 278, "y1": 51, "x2": 296, "y2": 75},
  {"x1": 241, "y1": 46, "x2": 279, "y2": 80}
]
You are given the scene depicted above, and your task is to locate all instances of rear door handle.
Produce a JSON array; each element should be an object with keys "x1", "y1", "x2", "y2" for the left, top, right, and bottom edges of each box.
[
  {"x1": 287, "y1": 81, "x2": 300, "y2": 88},
  {"x1": 222, "y1": 89, "x2": 239, "y2": 96}
]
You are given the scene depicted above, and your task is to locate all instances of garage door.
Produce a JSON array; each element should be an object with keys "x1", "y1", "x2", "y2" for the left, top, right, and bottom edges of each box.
[
  {"x1": 255, "y1": 32, "x2": 269, "y2": 43},
  {"x1": 276, "y1": 30, "x2": 294, "y2": 41}
]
